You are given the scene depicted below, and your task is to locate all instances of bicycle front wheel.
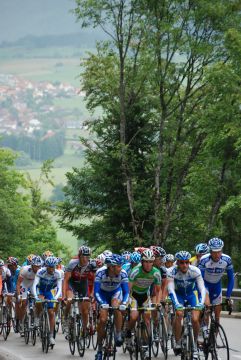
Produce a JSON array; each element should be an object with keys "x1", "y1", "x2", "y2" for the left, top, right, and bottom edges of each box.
[
  {"x1": 140, "y1": 322, "x2": 151, "y2": 360},
  {"x1": 214, "y1": 322, "x2": 229, "y2": 360},
  {"x1": 76, "y1": 317, "x2": 85, "y2": 357}
]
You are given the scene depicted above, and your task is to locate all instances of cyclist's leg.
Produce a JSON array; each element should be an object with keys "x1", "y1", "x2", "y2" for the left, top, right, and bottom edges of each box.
[
  {"x1": 188, "y1": 292, "x2": 201, "y2": 341},
  {"x1": 15, "y1": 287, "x2": 28, "y2": 321},
  {"x1": 172, "y1": 294, "x2": 184, "y2": 344}
]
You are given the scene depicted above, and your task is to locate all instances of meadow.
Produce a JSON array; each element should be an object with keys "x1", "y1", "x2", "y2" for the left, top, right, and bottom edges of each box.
[{"x1": 0, "y1": 44, "x2": 94, "y2": 254}]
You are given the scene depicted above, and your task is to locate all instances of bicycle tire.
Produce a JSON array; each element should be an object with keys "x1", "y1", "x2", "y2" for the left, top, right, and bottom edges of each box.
[
  {"x1": 160, "y1": 315, "x2": 168, "y2": 359},
  {"x1": 140, "y1": 322, "x2": 151, "y2": 360},
  {"x1": 213, "y1": 322, "x2": 229, "y2": 360},
  {"x1": 103, "y1": 329, "x2": 116, "y2": 360},
  {"x1": 41, "y1": 312, "x2": 49, "y2": 353},
  {"x1": 2, "y1": 307, "x2": 9, "y2": 341},
  {"x1": 76, "y1": 317, "x2": 85, "y2": 357},
  {"x1": 68, "y1": 317, "x2": 76, "y2": 355},
  {"x1": 24, "y1": 314, "x2": 30, "y2": 344},
  {"x1": 151, "y1": 318, "x2": 159, "y2": 357}
]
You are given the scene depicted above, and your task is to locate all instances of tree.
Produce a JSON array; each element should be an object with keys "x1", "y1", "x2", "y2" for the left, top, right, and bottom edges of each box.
[{"x1": 59, "y1": 0, "x2": 241, "y2": 255}]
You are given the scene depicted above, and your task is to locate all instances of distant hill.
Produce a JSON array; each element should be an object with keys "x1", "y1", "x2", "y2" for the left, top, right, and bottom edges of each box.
[{"x1": 0, "y1": 32, "x2": 106, "y2": 49}]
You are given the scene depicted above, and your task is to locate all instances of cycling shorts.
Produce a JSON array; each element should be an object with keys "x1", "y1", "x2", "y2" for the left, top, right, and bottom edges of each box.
[
  {"x1": 38, "y1": 290, "x2": 55, "y2": 309},
  {"x1": 176, "y1": 291, "x2": 199, "y2": 307},
  {"x1": 130, "y1": 291, "x2": 148, "y2": 309},
  {"x1": 205, "y1": 282, "x2": 222, "y2": 305},
  {"x1": 68, "y1": 279, "x2": 88, "y2": 297},
  {"x1": 99, "y1": 288, "x2": 122, "y2": 305}
]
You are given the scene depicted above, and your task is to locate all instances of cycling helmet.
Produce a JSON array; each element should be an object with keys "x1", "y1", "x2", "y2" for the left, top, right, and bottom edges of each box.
[
  {"x1": 195, "y1": 243, "x2": 209, "y2": 255},
  {"x1": 103, "y1": 250, "x2": 113, "y2": 257},
  {"x1": 141, "y1": 249, "x2": 155, "y2": 261},
  {"x1": 134, "y1": 247, "x2": 148, "y2": 254},
  {"x1": 105, "y1": 254, "x2": 123, "y2": 266},
  {"x1": 175, "y1": 251, "x2": 191, "y2": 261},
  {"x1": 208, "y1": 238, "x2": 224, "y2": 251},
  {"x1": 45, "y1": 256, "x2": 58, "y2": 267},
  {"x1": 150, "y1": 246, "x2": 166, "y2": 258},
  {"x1": 42, "y1": 250, "x2": 53, "y2": 260},
  {"x1": 0, "y1": 259, "x2": 4, "y2": 267},
  {"x1": 165, "y1": 254, "x2": 175, "y2": 262},
  {"x1": 78, "y1": 245, "x2": 91, "y2": 256},
  {"x1": 97, "y1": 253, "x2": 106, "y2": 262},
  {"x1": 121, "y1": 251, "x2": 131, "y2": 262},
  {"x1": 7, "y1": 257, "x2": 19, "y2": 265},
  {"x1": 26, "y1": 254, "x2": 35, "y2": 265},
  {"x1": 130, "y1": 252, "x2": 141, "y2": 264},
  {"x1": 56, "y1": 257, "x2": 62, "y2": 264},
  {"x1": 31, "y1": 255, "x2": 42, "y2": 266}
]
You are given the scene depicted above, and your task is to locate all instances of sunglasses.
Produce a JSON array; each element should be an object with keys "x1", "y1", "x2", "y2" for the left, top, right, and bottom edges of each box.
[
  {"x1": 178, "y1": 261, "x2": 189, "y2": 265},
  {"x1": 143, "y1": 260, "x2": 154, "y2": 263}
]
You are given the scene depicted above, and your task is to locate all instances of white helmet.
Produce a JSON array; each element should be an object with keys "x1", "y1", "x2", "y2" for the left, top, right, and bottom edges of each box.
[
  {"x1": 103, "y1": 250, "x2": 112, "y2": 257},
  {"x1": 97, "y1": 253, "x2": 106, "y2": 263},
  {"x1": 141, "y1": 249, "x2": 155, "y2": 261}
]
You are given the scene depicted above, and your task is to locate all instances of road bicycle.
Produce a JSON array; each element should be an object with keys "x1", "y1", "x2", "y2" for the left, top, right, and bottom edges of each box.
[
  {"x1": 126, "y1": 306, "x2": 155, "y2": 360},
  {"x1": 0, "y1": 294, "x2": 12, "y2": 340},
  {"x1": 23, "y1": 293, "x2": 37, "y2": 345},
  {"x1": 37, "y1": 299, "x2": 58, "y2": 353},
  {"x1": 67, "y1": 294, "x2": 87, "y2": 357},
  {"x1": 85, "y1": 297, "x2": 98, "y2": 350},
  {"x1": 200, "y1": 304, "x2": 229, "y2": 360},
  {"x1": 151, "y1": 301, "x2": 169, "y2": 359}
]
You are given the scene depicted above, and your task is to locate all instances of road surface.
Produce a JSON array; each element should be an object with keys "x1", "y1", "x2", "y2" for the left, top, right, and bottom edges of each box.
[{"x1": 0, "y1": 317, "x2": 241, "y2": 360}]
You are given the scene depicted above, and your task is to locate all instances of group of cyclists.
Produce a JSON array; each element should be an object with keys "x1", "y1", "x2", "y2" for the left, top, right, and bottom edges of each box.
[{"x1": 0, "y1": 237, "x2": 234, "y2": 360}]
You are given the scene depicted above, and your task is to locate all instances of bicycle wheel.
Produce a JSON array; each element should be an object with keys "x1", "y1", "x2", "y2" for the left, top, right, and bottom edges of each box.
[
  {"x1": 160, "y1": 315, "x2": 168, "y2": 359},
  {"x1": 151, "y1": 318, "x2": 159, "y2": 357},
  {"x1": 214, "y1": 322, "x2": 229, "y2": 360},
  {"x1": 42, "y1": 313, "x2": 49, "y2": 353},
  {"x1": 140, "y1": 322, "x2": 151, "y2": 360},
  {"x1": 103, "y1": 327, "x2": 116, "y2": 360},
  {"x1": 76, "y1": 317, "x2": 85, "y2": 357},
  {"x1": 68, "y1": 317, "x2": 76, "y2": 355},
  {"x1": 91, "y1": 312, "x2": 98, "y2": 350},
  {"x1": 24, "y1": 314, "x2": 30, "y2": 344},
  {"x1": 2, "y1": 307, "x2": 10, "y2": 341}
]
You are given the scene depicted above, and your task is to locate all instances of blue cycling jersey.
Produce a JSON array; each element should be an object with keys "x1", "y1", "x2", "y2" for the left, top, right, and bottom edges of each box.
[
  {"x1": 198, "y1": 253, "x2": 234, "y2": 298},
  {"x1": 94, "y1": 266, "x2": 129, "y2": 305},
  {"x1": 122, "y1": 262, "x2": 132, "y2": 276},
  {"x1": 167, "y1": 264, "x2": 206, "y2": 307}
]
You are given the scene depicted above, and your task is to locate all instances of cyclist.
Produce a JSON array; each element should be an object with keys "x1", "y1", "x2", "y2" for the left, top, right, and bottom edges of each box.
[
  {"x1": 32, "y1": 256, "x2": 62, "y2": 345},
  {"x1": 151, "y1": 246, "x2": 168, "y2": 300},
  {"x1": 15, "y1": 255, "x2": 42, "y2": 331},
  {"x1": 94, "y1": 254, "x2": 129, "y2": 360},
  {"x1": 165, "y1": 254, "x2": 175, "y2": 268},
  {"x1": 0, "y1": 259, "x2": 11, "y2": 297},
  {"x1": 190, "y1": 243, "x2": 209, "y2": 267},
  {"x1": 122, "y1": 252, "x2": 141, "y2": 276},
  {"x1": 42, "y1": 250, "x2": 54, "y2": 262},
  {"x1": 96, "y1": 253, "x2": 106, "y2": 268},
  {"x1": 63, "y1": 245, "x2": 96, "y2": 334},
  {"x1": 22, "y1": 254, "x2": 35, "y2": 267},
  {"x1": 121, "y1": 251, "x2": 131, "y2": 264},
  {"x1": 199, "y1": 237, "x2": 234, "y2": 323},
  {"x1": 126, "y1": 248, "x2": 162, "y2": 354},
  {"x1": 167, "y1": 251, "x2": 206, "y2": 359}
]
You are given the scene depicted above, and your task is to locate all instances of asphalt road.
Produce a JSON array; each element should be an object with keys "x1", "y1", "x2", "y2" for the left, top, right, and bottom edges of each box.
[{"x1": 0, "y1": 317, "x2": 241, "y2": 360}]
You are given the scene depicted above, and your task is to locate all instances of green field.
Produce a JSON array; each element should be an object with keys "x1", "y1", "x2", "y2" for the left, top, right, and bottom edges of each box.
[{"x1": 1, "y1": 44, "x2": 93, "y2": 254}]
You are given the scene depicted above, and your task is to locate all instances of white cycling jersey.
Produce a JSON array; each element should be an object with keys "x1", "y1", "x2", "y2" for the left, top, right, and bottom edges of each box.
[
  {"x1": 167, "y1": 264, "x2": 206, "y2": 304},
  {"x1": 0, "y1": 266, "x2": 11, "y2": 281},
  {"x1": 19, "y1": 265, "x2": 37, "y2": 289},
  {"x1": 32, "y1": 267, "x2": 62, "y2": 299},
  {"x1": 198, "y1": 253, "x2": 233, "y2": 284}
]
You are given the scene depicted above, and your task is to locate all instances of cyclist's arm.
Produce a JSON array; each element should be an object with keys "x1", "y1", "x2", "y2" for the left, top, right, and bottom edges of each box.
[
  {"x1": 167, "y1": 278, "x2": 180, "y2": 307},
  {"x1": 226, "y1": 267, "x2": 234, "y2": 298},
  {"x1": 32, "y1": 275, "x2": 40, "y2": 298},
  {"x1": 121, "y1": 281, "x2": 129, "y2": 304},
  {"x1": 94, "y1": 281, "x2": 105, "y2": 305},
  {"x1": 55, "y1": 277, "x2": 62, "y2": 299},
  {"x1": 63, "y1": 271, "x2": 71, "y2": 299},
  {"x1": 196, "y1": 274, "x2": 206, "y2": 304},
  {"x1": 154, "y1": 284, "x2": 162, "y2": 303},
  {"x1": 16, "y1": 274, "x2": 24, "y2": 296}
]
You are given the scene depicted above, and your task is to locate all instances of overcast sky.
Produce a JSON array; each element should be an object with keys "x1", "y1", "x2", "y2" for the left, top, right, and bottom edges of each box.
[{"x1": 0, "y1": 0, "x2": 81, "y2": 42}]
